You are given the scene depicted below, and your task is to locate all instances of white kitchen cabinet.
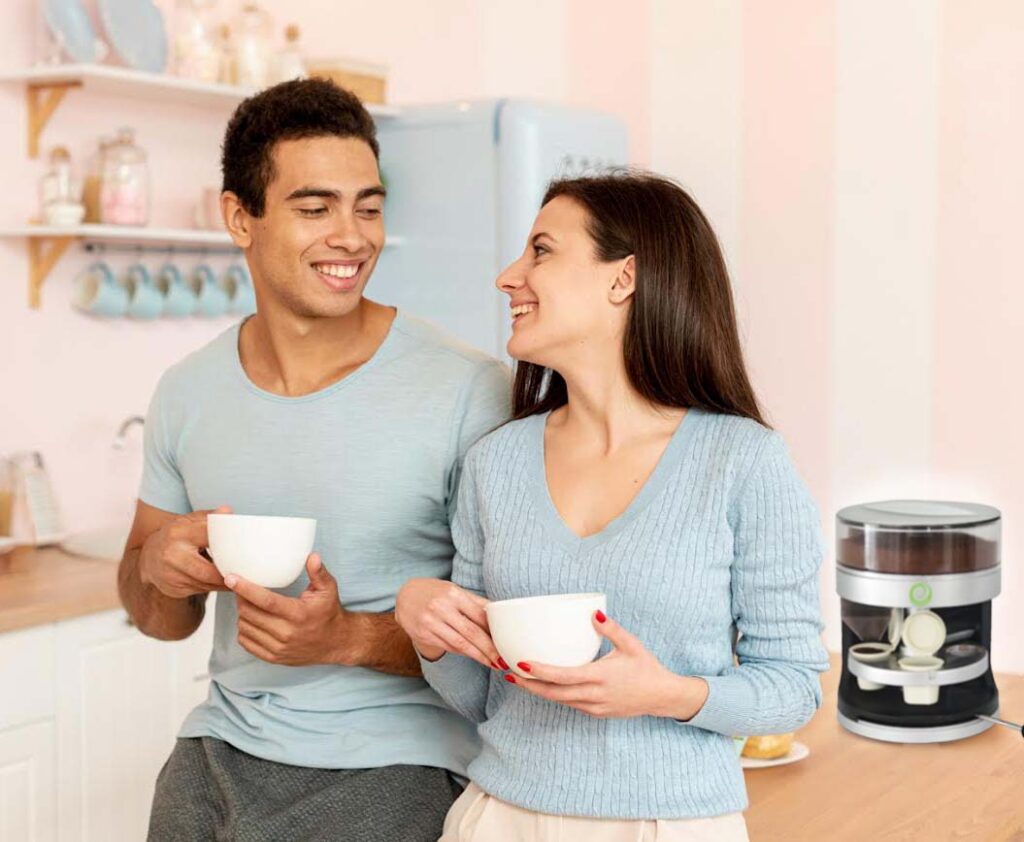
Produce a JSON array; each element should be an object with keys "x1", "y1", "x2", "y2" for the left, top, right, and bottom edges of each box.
[
  {"x1": 54, "y1": 609, "x2": 215, "y2": 842},
  {"x1": 0, "y1": 720, "x2": 56, "y2": 842}
]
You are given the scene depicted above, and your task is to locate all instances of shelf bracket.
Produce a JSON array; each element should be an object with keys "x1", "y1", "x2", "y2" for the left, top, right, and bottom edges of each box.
[
  {"x1": 28, "y1": 236, "x2": 74, "y2": 308},
  {"x1": 26, "y1": 81, "x2": 80, "y2": 159}
]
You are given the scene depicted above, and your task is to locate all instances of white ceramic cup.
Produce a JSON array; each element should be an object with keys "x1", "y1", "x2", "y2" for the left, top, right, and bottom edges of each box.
[
  {"x1": 486, "y1": 593, "x2": 606, "y2": 679},
  {"x1": 849, "y1": 641, "x2": 894, "y2": 691},
  {"x1": 898, "y1": 655, "x2": 944, "y2": 705},
  {"x1": 207, "y1": 513, "x2": 316, "y2": 589}
]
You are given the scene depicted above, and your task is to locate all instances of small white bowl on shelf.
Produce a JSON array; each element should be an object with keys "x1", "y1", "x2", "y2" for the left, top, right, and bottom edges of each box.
[{"x1": 42, "y1": 202, "x2": 86, "y2": 227}]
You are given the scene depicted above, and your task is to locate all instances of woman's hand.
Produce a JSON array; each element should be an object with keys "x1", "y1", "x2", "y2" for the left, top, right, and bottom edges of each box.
[
  {"x1": 506, "y1": 611, "x2": 709, "y2": 720},
  {"x1": 395, "y1": 578, "x2": 507, "y2": 670}
]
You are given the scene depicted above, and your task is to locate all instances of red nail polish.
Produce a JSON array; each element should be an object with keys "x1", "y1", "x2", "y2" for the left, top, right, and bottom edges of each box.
[
  {"x1": 517, "y1": 661, "x2": 531, "y2": 673},
  {"x1": 497, "y1": 658, "x2": 510, "y2": 671},
  {"x1": 595, "y1": 610, "x2": 607, "y2": 623},
  {"x1": 504, "y1": 674, "x2": 517, "y2": 684}
]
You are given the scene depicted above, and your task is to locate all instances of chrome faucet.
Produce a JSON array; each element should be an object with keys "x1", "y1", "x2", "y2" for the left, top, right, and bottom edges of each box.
[{"x1": 113, "y1": 415, "x2": 145, "y2": 450}]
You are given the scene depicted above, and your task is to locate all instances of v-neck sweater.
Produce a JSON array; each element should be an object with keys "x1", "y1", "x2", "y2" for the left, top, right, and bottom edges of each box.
[{"x1": 420, "y1": 408, "x2": 830, "y2": 819}]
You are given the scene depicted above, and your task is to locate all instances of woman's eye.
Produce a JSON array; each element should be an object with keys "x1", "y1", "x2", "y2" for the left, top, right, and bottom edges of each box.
[
  {"x1": 298, "y1": 207, "x2": 327, "y2": 217},
  {"x1": 533, "y1": 244, "x2": 547, "y2": 257}
]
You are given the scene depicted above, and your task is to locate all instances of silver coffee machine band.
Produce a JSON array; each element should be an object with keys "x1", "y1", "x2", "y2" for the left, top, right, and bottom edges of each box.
[{"x1": 835, "y1": 564, "x2": 1001, "y2": 608}]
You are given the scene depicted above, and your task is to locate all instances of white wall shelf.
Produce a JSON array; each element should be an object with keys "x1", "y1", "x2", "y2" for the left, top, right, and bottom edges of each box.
[
  {"x1": 0, "y1": 225, "x2": 404, "y2": 308},
  {"x1": 0, "y1": 64, "x2": 400, "y2": 158}
]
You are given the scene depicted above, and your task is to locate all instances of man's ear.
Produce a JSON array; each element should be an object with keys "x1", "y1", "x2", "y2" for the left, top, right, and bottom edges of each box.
[
  {"x1": 609, "y1": 255, "x2": 636, "y2": 305},
  {"x1": 221, "y1": 191, "x2": 254, "y2": 249}
]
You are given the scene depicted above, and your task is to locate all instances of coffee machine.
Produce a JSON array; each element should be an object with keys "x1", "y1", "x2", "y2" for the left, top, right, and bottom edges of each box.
[{"x1": 835, "y1": 500, "x2": 1001, "y2": 743}]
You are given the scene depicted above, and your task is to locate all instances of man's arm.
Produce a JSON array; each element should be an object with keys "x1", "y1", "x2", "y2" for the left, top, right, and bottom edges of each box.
[
  {"x1": 118, "y1": 500, "x2": 228, "y2": 641},
  {"x1": 339, "y1": 610, "x2": 421, "y2": 677},
  {"x1": 226, "y1": 555, "x2": 422, "y2": 676}
]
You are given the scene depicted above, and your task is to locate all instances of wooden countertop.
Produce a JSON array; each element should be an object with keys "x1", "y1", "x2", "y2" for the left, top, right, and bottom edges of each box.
[
  {"x1": 0, "y1": 545, "x2": 121, "y2": 633},
  {"x1": 745, "y1": 653, "x2": 1024, "y2": 841}
]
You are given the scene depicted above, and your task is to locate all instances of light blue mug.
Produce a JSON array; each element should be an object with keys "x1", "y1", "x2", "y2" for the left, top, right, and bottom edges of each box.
[
  {"x1": 156, "y1": 264, "x2": 197, "y2": 318},
  {"x1": 123, "y1": 264, "x2": 164, "y2": 320},
  {"x1": 190, "y1": 264, "x2": 230, "y2": 317},
  {"x1": 73, "y1": 262, "x2": 128, "y2": 318},
  {"x1": 220, "y1": 264, "x2": 257, "y2": 315}
]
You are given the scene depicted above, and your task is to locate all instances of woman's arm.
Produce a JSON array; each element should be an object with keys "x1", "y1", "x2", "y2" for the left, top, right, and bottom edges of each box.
[
  {"x1": 678, "y1": 432, "x2": 830, "y2": 736},
  {"x1": 397, "y1": 448, "x2": 500, "y2": 724}
]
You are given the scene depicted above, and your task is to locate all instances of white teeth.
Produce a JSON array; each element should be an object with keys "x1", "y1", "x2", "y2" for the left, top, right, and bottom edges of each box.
[
  {"x1": 315, "y1": 263, "x2": 359, "y2": 279},
  {"x1": 511, "y1": 304, "x2": 537, "y2": 317}
]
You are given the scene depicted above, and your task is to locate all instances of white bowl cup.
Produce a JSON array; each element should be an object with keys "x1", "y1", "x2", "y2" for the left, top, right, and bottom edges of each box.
[
  {"x1": 207, "y1": 513, "x2": 316, "y2": 589},
  {"x1": 898, "y1": 655, "x2": 945, "y2": 705},
  {"x1": 486, "y1": 593, "x2": 607, "y2": 679}
]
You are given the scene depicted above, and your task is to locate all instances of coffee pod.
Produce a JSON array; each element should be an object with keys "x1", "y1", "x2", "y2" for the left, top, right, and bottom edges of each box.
[
  {"x1": 898, "y1": 655, "x2": 944, "y2": 705},
  {"x1": 849, "y1": 642, "x2": 894, "y2": 691}
]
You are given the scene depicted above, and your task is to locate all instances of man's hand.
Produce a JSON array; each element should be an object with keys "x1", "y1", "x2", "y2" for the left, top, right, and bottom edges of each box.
[
  {"x1": 226, "y1": 553, "x2": 350, "y2": 666},
  {"x1": 138, "y1": 506, "x2": 231, "y2": 600}
]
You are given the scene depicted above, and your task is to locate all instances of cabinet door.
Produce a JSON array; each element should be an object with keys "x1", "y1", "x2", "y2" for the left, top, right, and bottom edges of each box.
[
  {"x1": 56, "y1": 610, "x2": 179, "y2": 842},
  {"x1": 0, "y1": 720, "x2": 56, "y2": 842},
  {"x1": 171, "y1": 608, "x2": 216, "y2": 726}
]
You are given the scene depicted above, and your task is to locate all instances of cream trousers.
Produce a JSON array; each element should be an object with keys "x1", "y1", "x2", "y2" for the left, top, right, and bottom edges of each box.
[{"x1": 438, "y1": 783, "x2": 751, "y2": 842}]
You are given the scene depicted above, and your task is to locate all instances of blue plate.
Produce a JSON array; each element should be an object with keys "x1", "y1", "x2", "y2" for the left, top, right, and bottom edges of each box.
[
  {"x1": 97, "y1": 0, "x2": 168, "y2": 74},
  {"x1": 44, "y1": 0, "x2": 102, "y2": 64}
]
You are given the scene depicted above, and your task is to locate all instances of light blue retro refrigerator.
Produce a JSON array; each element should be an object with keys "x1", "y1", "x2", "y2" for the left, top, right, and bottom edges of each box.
[{"x1": 372, "y1": 99, "x2": 629, "y2": 358}]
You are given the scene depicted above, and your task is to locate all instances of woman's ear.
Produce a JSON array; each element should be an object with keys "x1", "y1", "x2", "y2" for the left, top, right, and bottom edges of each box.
[
  {"x1": 221, "y1": 191, "x2": 253, "y2": 249},
  {"x1": 609, "y1": 255, "x2": 636, "y2": 305}
]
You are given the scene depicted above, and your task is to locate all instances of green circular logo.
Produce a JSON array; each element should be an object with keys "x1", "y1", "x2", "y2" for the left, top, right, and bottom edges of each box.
[{"x1": 910, "y1": 582, "x2": 933, "y2": 608}]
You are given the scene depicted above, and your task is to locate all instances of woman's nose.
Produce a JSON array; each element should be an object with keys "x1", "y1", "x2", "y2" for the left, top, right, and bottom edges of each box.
[{"x1": 496, "y1": 256, "x2": 526, "y2": 293}]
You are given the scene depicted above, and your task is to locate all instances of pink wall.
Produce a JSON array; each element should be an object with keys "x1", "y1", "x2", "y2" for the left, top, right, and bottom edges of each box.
[
  {"x1": 737, "y1": 0, "x2": 835, "y2": 514},
  {"x1": 934, "y1": 0, "x2": 1024, "y2": 665}
]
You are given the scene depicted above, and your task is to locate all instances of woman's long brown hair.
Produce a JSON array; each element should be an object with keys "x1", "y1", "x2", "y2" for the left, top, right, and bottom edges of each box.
[{"x1": 512, "y1": 170, "x2": 769, "y2": 428}]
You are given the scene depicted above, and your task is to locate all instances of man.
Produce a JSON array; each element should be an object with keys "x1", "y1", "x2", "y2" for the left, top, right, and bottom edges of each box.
[{"x1": 118, "y1": 78, "x2": 510, "y2": 841}]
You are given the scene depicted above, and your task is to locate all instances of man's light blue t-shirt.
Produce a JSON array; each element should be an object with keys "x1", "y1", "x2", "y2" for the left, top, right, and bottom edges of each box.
[{"x1": 140, "y1": 311, "x2": 511, "y2": 773}]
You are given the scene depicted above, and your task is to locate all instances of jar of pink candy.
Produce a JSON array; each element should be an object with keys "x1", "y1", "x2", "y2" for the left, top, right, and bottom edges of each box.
[{"x1": 99, "y1": 128, "x2": 150, "y2": 227}]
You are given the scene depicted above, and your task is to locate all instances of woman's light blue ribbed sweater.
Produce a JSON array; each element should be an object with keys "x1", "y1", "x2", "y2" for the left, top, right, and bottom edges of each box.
[{"x1": 420, "y1": 407, "x2": 830, "y2": 819}]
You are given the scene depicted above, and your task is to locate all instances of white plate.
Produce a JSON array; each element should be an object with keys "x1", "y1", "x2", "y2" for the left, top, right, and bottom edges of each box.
[
  {"x1": 97, "y1": 0, "x2": 168, "y2": 73},
  {"x1": 740, "y1": 741, "x2": 810, "y2": 769},
  {"x1": 0, "y1": 536, "x2": 17, "y2": 556}
]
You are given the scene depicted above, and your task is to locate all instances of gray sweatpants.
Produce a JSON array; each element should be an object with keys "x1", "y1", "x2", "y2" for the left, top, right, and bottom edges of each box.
[{"x1": 148, "y1": 737, "x2": 464, "y2": 842}]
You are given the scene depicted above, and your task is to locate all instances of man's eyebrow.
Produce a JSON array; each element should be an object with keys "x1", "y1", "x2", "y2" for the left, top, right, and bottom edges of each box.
[
  {"x1": 283, "y1": 185, "x2": 387, "y2": 201},
  {"x1": 285, "y1": 187, "x2": 340, "y2": 201},
  {"x1": 357, "y1": 185, "x2": 387, "y2": 201}
]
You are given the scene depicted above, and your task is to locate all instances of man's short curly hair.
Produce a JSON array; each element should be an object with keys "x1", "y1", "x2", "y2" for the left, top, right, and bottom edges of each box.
[{"x1": 221, "y1": 78, "x2": 380, "y2": 217}]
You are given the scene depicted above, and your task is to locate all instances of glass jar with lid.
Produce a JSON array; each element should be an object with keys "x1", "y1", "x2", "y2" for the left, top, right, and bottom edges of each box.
[
  {"x1": 39, "y1": 146, "x2": 78, "y2": 213},
  {"x1": 232, "y1": 3, "x2": 274, "y2": 89},
  {"x1": 173, "y1": 0, "x2": 219, "y2": 82},
  {"x1": 100, "y1": 128, "x2": 150, "y2": 227}
]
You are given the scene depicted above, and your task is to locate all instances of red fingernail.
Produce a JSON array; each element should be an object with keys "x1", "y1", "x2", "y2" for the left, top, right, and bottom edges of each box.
[
  {"x1": 595, "y1": 610, "x2": 607, "y2": 623},
  {"x1": 517, "y1": 661, "x2": 531, "y2": 673},
  {"x1": 491, "y1": 661, "x2": 500, "y2": 670},
  {"x1": 504, "y1": 674, "x2": 517, "y2": 684},
  {"x1": 497, "y1": 658, "x2": 510, "y2": 671}
]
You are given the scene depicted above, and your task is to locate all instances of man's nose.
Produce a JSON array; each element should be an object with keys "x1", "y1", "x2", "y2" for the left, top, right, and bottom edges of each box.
[{"x1": 325, "y1": 213, "x2": 365, "y2": 250}]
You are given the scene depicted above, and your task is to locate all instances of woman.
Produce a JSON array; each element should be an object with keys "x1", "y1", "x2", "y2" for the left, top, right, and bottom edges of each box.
[{"x1": 396, "y1": 171, "x2": 829, "y2": 841}]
